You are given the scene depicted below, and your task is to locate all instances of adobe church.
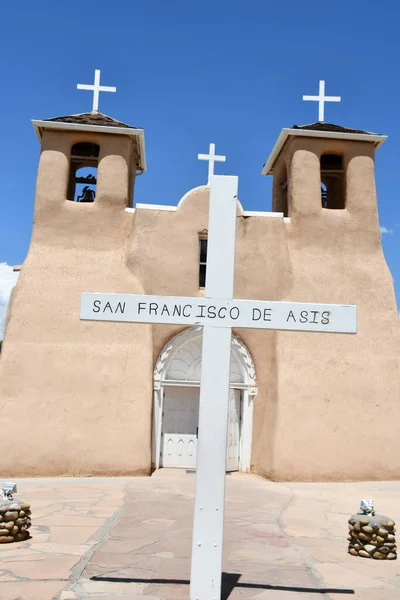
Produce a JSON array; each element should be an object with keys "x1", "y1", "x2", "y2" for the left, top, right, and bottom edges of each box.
[{"x1": 0, "y1": 75, "x2": 399, "y2": 481}]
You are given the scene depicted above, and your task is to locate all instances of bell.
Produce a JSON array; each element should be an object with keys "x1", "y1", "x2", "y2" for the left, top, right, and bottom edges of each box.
[{"x1": 77, "y1": 186, "x2": 95, "y2": 203}]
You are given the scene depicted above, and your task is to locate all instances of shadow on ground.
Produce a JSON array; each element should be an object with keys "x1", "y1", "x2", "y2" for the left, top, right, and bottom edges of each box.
[{"x1": 92, "y1": 573, "x2": 355, "y2": 598}]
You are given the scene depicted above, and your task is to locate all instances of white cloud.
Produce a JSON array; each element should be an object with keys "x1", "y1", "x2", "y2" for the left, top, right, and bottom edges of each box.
[
  {"x1": 380, "y1": 226, "x2": 394, "y2": 235},
  {"x1": 0, "y1": 263, "x2": 19, "y2": 339}
]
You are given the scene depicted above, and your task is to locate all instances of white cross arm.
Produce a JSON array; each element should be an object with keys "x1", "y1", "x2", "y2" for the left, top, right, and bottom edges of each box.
[
  {"x1": 197, "y1": 153, "x2": 226, "y2": 162},
  {"x1": 80, "y1": 293, "x2": 357, "y2": 334},
  {"x1": 77, "y1": 84, "x2": 116, "y2": 92},
  {"x1": 302, "y1": 94, "x2": 341, "y2": 102}
]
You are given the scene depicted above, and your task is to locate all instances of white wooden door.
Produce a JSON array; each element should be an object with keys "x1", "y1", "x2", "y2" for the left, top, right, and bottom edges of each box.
[
  {"x1": 226, "y1": 389, "x2": 241, "y2": 472},
  {"x1": 161, "y1": 386, "x2": 241, "y2": 470},
  {"x1": 161, "y1": 387, "x2": 199, "y2": 468}
]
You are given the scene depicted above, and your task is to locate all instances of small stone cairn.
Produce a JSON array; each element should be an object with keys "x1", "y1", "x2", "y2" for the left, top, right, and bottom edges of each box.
[
  {"x1": 348, "y1": 499, "x2": 396, "y2": 560},
  {"x1": 0, "y1": 482, "x2": 31, "y2": 543}
]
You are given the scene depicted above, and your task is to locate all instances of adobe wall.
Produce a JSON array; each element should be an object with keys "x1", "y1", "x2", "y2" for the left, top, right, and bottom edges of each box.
[
  {"x1": 256, "y1": 137, "x2": 400, "y2": 480},
  {"x1": 130, "y1": 175, "x2": 399, "y2": 481},
  {"x1": 128, "y1": 188, "x2": 291, "y2": 474},
  {"x1": 1, "y1": 130, "x2": 399, "y2": 481},
  {"x1": 0, "y1": 130, "x2": 153, "y2": 477}
]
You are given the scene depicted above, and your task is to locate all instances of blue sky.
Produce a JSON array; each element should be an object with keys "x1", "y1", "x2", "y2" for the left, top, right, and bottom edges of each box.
[{"x1": 0, "y1": 0, "x2": 399, "y2": 309}]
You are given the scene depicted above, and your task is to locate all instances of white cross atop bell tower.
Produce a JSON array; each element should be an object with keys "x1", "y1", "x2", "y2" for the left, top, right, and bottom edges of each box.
[
  {"x1": 302, "y1": 79, "x2": 341, "y2": 122},
  {"x1": 77, "y1": 69, "x2": 117, "y2": 113}
]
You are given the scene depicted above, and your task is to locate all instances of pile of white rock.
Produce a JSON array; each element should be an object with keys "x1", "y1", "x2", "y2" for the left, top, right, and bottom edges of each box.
[
  {"x1": 0, "y1": 500, "x2": 31, "y2": 543},
  {"x1": 348, "y1": 514, "x2": 396, "y2": 560}
]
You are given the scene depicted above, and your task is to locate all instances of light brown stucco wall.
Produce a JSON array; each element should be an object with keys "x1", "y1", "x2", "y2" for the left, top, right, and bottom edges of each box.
[
  {"x1": 262, "y1": 137, "x2": 400, "y2": 480},
  {"x1": 0, "y1": 130, "x2": 399, "y2": 481},
  {"x1": 0, "y1": 130, "x2": 152, "y2": 476}
]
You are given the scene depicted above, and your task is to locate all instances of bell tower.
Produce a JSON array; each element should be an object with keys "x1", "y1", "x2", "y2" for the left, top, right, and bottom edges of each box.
[
  {"x1": 32, "y1": 69, "x2": 145, "y2": 211},
  {"x1": 263, "y1": 122, "x2": 386, "y2": 223},
  {"x1": 32, "y1": 111, "x2": 145, "y2": 212},
  {"x1": 261, "y1": 117, "x2": 397, "y2": 309},
  {"x1": 0, "y1": 74, "x2": 153, "y2": 477},
  {"x1": 259, "y1": 100, "x2": 400, "y2": 480}
]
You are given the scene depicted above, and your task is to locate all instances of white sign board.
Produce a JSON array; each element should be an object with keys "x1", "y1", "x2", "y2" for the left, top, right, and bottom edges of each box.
[{"x1": 80, "y1": 292, "x2": 357, "y2": 334}]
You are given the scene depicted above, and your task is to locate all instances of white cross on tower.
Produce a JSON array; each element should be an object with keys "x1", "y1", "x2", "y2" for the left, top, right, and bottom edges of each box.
[
  {"x1": 302, "y1": 79, "x2": 341, "y2": 122},
  {"x1": 77, "y1": 69, "x2": 116, "y2": 113},
  {"x1": 198, "y1": 143, "x2": 226, "y2": 185},
  {"x1": 81, "y1": 170, "x2": 357, "y2": 599}
]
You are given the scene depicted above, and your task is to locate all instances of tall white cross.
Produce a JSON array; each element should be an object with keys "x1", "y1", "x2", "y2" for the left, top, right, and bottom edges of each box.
[
  {"x1": 80, "y1": 175, "x2": 357, "y2": 599},
  {"x1": 198, "y1": 143, "x2": 226, "y2": 185},
  {"x1": 77, "y1": 69, "x2": 116, "y2": 113},
  {"x1": 302, "y1": 79, "x2": 341, "y2": 122}
]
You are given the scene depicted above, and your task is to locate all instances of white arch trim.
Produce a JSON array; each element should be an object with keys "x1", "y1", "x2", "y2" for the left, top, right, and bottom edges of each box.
[
  {"x1": 152, "y1": 327, "x2": 257, "y2": 472},
  {"x1": 177, "y1": 185, "x2": 245, "y2": 214},
  {"x1": 177, "y1": 185, "x2": 208, "y2": 209},
  {"x1": 125, "y1": 186, "x2": 245, "y2": 215}
]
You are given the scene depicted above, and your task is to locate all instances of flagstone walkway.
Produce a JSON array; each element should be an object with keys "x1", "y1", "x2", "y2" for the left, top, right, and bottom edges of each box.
[{"x1": 0, "y1": 471, "x2": 399, "y2": 600}]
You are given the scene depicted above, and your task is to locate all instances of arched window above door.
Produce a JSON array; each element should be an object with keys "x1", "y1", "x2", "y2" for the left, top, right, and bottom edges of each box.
[{"x1": 154, "y1": 327, "x2": 257, "y2": 393}]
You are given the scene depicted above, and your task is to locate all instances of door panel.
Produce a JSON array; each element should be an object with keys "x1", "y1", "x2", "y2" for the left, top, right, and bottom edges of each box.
[
  {"x1": 226, "y1": 389, "x2": 241, "y2": 472},
  {"x1": 161, "y1": 386, "x2": 241, "y2": 471},
  {"x1": 161, "y1": 387, "x2": 199, "y2": 468}
]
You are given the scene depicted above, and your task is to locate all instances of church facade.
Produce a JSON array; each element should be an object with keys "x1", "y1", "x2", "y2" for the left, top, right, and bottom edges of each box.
[{"x1": 0, "y1": 111, "x2": 399, "y2": 481}]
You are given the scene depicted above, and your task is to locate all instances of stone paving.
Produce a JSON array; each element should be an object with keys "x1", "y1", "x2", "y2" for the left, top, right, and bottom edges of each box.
[{"x1": 0, "y1": 471, "x2": 399, "y2": 599}]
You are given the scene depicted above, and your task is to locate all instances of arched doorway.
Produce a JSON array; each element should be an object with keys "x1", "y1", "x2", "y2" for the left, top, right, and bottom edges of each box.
[{"x1": 153, "y1": 327, "x2": 257, "y2": 472}]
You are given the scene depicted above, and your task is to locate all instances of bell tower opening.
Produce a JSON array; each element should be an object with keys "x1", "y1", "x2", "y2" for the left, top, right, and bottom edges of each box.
[
  {"x1": 320, "y1": 153, "x2": 345, "y2": 210},
  {"x1": 67, "y1": 142, "x2": 99, "y2": 202},
  {"x1": 272, "y1": 162, "x2": 289, "y2": 217}
]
